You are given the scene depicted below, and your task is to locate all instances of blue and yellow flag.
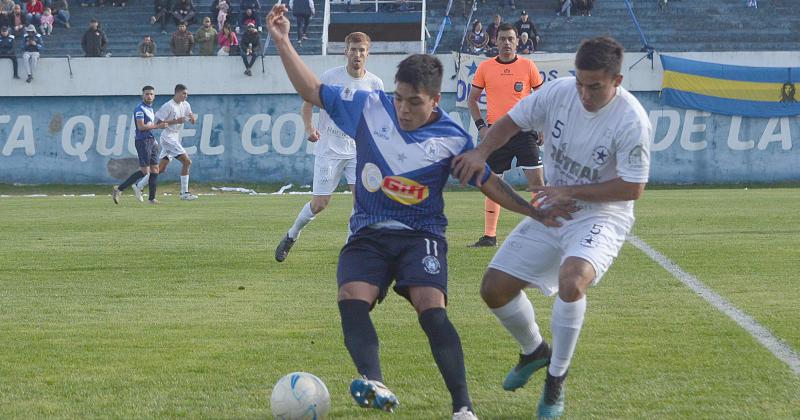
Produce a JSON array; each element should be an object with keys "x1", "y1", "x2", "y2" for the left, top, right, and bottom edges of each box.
[{"x1": 660, "y1": 55, "x2": 800, "y2": 118}]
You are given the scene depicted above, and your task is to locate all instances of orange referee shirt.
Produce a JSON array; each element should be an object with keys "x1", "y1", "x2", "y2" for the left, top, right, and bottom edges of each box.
[{"x1": 472, "y1": 56, "x2": 543, "y2": 124}]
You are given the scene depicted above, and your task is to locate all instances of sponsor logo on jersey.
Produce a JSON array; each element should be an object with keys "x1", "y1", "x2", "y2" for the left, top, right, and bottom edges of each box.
[
  {"x1": 628, "y1": 145, "x2": 644, "y2": 165},
  {"x1": 514, "y1": 81, "x2": 524, "y2": 92},
  {"x1": 372, "y1": 125, "x2": 392, "y2": 141},
  {"x1": 381, "y1": 175, "x2": 429, "y2": 205},
  {"x1": 422, "y1": 255, "x2": 441, "y2": 274}
]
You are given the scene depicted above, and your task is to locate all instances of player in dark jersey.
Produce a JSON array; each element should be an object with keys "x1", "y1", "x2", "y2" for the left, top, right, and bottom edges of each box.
[
  {"x1": 112, "y1": 85, "x2": 167, "y2": 204},
  {"x1": 267, "y1": 5, "x2": 576, "y2": 419}
]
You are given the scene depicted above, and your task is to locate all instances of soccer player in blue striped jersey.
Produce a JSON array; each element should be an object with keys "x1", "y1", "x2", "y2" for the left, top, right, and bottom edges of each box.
[
  {"x1": 266, "y1": 5, "x2": 576, "y2": 420},
  {"x1": 112, "y1": 85, "x2": 167, "y2": 204}
]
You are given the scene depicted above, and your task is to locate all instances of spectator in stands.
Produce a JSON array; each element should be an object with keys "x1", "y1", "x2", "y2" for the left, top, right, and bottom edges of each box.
[
  {"x1": 463, "y1": 19, "x2": 488, "y2": 55},
  {"x1": 239, "y1": 0, "x2": 260, "y2": 29},
  {"x1": 195, "y1": 16, "x2": 217, "y2": 55},
  {"x1": 0, "y1": 0, "x2": 15, "y2": 29},
  {"x1": 170, "y1": 21, "x2": 194, "y2": 55},
  {"x1": 81, "y1": 18, "x2": 107, "y2": 56},
  {"x1": 21, "y1": 24, "x2": 40, "y2": 82},
  {"x1": 0, "y1": 25, "x2": 20, "y2": 79},
  {"x1": 574, "y1": 0, "x2": 593, "y2": 16},
  {"x1": 485, "y1": 14, "x2": 502, "y2": 52},
  {"x1": 9, "y1": 5, "x2": 25, "y2": 36},
  {"x1": 215, "y1": 0, "x2": 228, "y2": 30},
  {"x1": 216, "y1": 22, "x2": 238, "y2": 55},
  {"x1": 51, "y1": 0, "x2": 71, "y2": 29},
  {"x1": 171, "y1": 0, "x2": 196, "y2": 26},
  {"x1": 239, "y1": 22, "x2": 259, "y2": 75},
  {"x1": 500, "y1": 0, "x2": 515, "y2": 12},
  {"x1": 514, "y1": 11, "x2": 539, "y2": 50},
  {"x1": 289, "y1": 0, "x2": 314, "y2": 44},
  {"x1": 517, "y1": 31, "x2": 534, "y2": 54},
  {"x1": 238, "y1": 8, "x2": 257, "y2": 33},
  {"x1": 39, "y1": 7, "x2": 53, "y2": 35},
  {"x1": 25, "y1": 0, "x2": 43, "y2": 28},
  {"x1": 151, "y1": 0, "x2": 171, "y2": 34},
  {"x1": 138, "y1": 34, "x2": 156, "y2": 57}
]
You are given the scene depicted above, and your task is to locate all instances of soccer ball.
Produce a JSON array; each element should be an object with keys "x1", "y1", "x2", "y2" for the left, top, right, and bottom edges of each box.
[{"x1": 270, "y1": 372, "x2": 331, "y2": 420}]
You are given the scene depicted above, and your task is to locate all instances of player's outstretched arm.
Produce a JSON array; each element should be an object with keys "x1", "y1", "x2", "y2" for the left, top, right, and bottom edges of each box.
[
  {"x1": 267, "y1": 4, "x2": 323, "y2": 108},
  {"x1": 530, "y1": 178, "x2": 646, "y2": 206},
  {"x1": 452, "y1": 115, "x2": 521, "y2": 187},
  {"x1": 480, "y1": 174, "x2": 576, "y2": 227}
]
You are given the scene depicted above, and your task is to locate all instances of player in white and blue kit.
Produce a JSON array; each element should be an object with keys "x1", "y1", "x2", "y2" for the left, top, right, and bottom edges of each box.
[
  {"x1": 112, "y1": 85, "x2": 167, "y2": 204},
  {"x1": 453, "y1": 37, "x2": 652, "y2": 419},
  {"x1": 266, "y1": 6, "x2": 576, "y2": 420}
]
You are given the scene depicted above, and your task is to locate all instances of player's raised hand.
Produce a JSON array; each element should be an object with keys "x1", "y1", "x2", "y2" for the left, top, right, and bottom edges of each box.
[
  {"x1": 529, "y1": 195, "x2": 578, "y2": 227},
  {"x1": 452, "y1": 149, "x2": 489, "y2": 187},
  {"x1": 266, "y1": 4, "x2": 291, "y2": 43}
]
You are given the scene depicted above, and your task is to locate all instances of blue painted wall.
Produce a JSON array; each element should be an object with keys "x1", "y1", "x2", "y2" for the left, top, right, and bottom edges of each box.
[{"x1": 1, "y1": 92, "x2": 798, "y2": 184}]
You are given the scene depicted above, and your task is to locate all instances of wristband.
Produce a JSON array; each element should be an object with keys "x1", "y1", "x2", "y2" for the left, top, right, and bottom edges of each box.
[{"x1": 474, "y1": 119, "x2": 486, "y2": 130}]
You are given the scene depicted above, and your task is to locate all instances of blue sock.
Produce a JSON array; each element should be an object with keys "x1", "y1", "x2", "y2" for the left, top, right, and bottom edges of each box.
[
  {"x1": 338, "y1": 299, "x2": 382, "y2": 382},
  {"x1": 119, "y1": 171, "x2": 145, "y2": 191},
  {"x1": 419, "y1": 308, "x2": 472, "y2": 413}
]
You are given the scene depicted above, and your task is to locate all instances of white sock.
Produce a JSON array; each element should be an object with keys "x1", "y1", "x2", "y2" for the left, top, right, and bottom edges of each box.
[
  {"x1": 136, "y1": 174, "x2": 150, "y2": 190},
  {"x1": 490, "y1": 292, "x2": 543, "y2": 355},
  {"x1": 549, "y1": 296, "x2": 586, "y2": 377},
  {"x1": 180, "y1": 175, "x2": 189, "y2": 194},
  {"x1": 287, "y1": 202, "x2": 316, "y2": 240}
]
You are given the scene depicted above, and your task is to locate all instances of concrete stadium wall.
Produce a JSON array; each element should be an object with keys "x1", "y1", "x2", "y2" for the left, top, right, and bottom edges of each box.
[{"x1": 1, "y1": 52, "x2": 798, "y2": 185}]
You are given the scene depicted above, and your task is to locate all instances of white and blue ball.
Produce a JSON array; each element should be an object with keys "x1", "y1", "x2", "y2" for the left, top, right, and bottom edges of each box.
[{"x1": 270, "y1": 372, "x2": 330, "y2": 420}]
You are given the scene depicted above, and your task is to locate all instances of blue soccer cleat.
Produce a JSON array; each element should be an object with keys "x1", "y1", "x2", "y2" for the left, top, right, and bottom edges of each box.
[
  {"x1": 503, "y1": 341, "x2": 551, "y2": 391},
  {"x1": 349, "y1": 377, "x2": 399, "y2": 412},
  {"x1": 536, "y1": 371, "x2": 567, "y2": 419}
]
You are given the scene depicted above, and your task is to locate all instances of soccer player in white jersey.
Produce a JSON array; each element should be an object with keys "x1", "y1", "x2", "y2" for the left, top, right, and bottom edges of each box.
[
  {"x1": 132, "y1": 84, "x2": 198, "y2": 202},
  {"x1": 275, "y1": 31, "x2": 384, "y2": 262},
  {"x1": 453, "y1": 36, "x2": 652, "y2": 419},
  {"x1": 266, "y1": 5, "x2": 575, "y2": 420}
]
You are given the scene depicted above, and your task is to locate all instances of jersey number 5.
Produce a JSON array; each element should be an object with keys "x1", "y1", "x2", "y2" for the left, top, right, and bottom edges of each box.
[{"x1": 551, "y1": 120, "x2": 565, "y2": 139}]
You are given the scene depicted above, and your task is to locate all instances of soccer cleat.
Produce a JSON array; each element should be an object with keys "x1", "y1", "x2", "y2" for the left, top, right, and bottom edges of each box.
[
  {"x1": 349, "y1": 377, "x2": 399, "y2": 412},
  {"x1": 148, "y1": 199, "x2": 160, "y2": 205},
  {"x1": 537, "y1": 371, "x2": 567, "y2": 419},
  {"x1": 452, "y1": 406, "x2": 479, "y2": 420},
  {"x1": 468, "y1": 235, "x2": 497, "y2": 248},
  {"x1": 131, "y1": 183, "x2": 144, "y2": 202},
  {"x1": 180, "y1": 192, "x2": 198, "y2": 201},
  {"x1": 274, "y1": 234, "x2": 296, "y2": 262},
  {"x1": 112, "y1": 186, "x2": 121, "y2": 204},
  {"x1": 503, "y1": 341, "x2": 551, "y2": 391}
]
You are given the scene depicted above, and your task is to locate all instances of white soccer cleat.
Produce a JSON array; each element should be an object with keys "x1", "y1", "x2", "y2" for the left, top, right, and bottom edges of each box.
[
  {"x1": 131, "y1": 183, "x2": 144, "y2": 202},
  {"x1": 180, "y1": 192, "x2": 198, "y2": 201},
  {"x1": 453, "y1": 406, "x2": 478, "y2": 420}
]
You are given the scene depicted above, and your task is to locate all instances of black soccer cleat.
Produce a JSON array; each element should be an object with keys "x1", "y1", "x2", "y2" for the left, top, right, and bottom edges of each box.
[
  {"x1": 537, "y1": 370, "x2": 568, "y2": 419},
  {"x1": 503, "y1": 341, "x2": 552, "y2": 391},
  {"x1": 468, "y1": 235, "x2": 497, "y2": 247},
  {"x1": 274, "y1": 234, "x2": 296, "y2": 262}
]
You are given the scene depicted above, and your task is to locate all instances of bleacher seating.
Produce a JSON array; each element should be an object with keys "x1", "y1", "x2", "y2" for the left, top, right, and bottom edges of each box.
[
  {"x1": 42, "y1": 0, "x2": 324, "y2": 57},
  {"x1": 30, "y1": 0, "x2": 800, "y2": 57},
  {"x1": 426, "y1": 0, "x2": 799, "y2": 54}
]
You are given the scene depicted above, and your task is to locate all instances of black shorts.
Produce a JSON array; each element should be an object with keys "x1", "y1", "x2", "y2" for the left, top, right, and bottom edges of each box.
[
  {"x1": 134, "y1": 137, "x2": 159, "y2": 167},
  {"x1": 486, "y1": 130, "x2": 542, "y2": 173},
  {"x1": 337, "y1": 228, "x2": 448, "y2": 305}
]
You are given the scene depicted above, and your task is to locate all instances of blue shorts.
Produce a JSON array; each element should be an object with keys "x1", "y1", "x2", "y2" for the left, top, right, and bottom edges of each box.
[
  {"x1": 135, "y1": 137, "x2": 159, "y2": 167},
  {"x1": 337, "y1": 228, "x2": 449, "y2": 305}
]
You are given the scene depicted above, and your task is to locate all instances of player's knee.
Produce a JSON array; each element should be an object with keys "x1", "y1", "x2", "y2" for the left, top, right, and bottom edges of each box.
[
  {"x1": 310, "y1": 196, "x2": 331, "y2": 213},
  {"x1": 480, "y1": 272, "x2": 509, "y2": 308},
  {"x1": 558, "y1": 259, "x2": 595, "y2": 301}
]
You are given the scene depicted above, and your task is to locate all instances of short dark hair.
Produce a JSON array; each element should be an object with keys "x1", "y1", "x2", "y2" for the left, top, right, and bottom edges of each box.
[
  {"x1": 575, "y1": 36, "x2": 624, "y2": 75},
  {"x1": 395, "y1": 54, "x2": 443, "y2": 97},
  {"x1": 142, "y1": 85, "x2": 155, "y2": 92},
  {"x1": 174, "y1": 83, "x2": 187, "y2": 93},
  {"x1": 497, "y1": 23, "x2": 516, "y2": 35}
]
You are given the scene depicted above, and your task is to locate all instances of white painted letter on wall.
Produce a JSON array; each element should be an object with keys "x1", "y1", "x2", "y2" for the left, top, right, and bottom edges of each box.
[
  {"x1": 242, "y1": 114, "x2": 271, "y2": 155},
  {"x1": 62, "y1": 116, "x2": 94, "y2": 162},
  {"x1": 2, "y1": 115, "x2": 36, "y2": 156}
]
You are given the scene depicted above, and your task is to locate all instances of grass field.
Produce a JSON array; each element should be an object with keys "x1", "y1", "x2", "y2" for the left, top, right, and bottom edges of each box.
[{"x1": 0, "y1": 187, "x2": 798, "y2": 419}]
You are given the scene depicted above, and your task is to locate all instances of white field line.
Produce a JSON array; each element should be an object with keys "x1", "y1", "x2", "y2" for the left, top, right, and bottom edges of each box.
[{"x1": 627, "y1": 234, "x2": 800, "y2": 376}]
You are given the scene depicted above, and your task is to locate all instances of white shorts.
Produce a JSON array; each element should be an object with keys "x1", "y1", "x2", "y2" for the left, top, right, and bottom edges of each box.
[
  {"x1": 312, "y1": 155, "x2": 356, "y2": 195},
  {"x1": 488, "y1": 213, "x2": 633, "y2": 296},
  {"x1": 159, "y1": 139, "x2": 187, "y2": 160}
]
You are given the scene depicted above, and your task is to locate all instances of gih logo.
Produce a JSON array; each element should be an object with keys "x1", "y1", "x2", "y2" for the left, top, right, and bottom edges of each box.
[{"x1": 381, "y1": 176, "x2": 429, "y2": 205}]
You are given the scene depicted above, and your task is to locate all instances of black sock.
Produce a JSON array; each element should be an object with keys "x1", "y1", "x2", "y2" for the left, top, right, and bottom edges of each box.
[
  {"x1": 338, "y1": 299, "x2": 382, "y2": 382},
  {"x1": 148, "y1": 172, "x2": 158, "y2": 200},
  {"x1": 118, "y1": 171, "x2": 145, "y2": 191},
  {"x1": 419, "y1": 308, "x2": 471, "y2": 413}
]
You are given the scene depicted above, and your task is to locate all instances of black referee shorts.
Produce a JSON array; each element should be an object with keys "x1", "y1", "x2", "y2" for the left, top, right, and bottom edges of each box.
[{"x1": 486, "y1": 130, "x2": 542, "y2": 173}]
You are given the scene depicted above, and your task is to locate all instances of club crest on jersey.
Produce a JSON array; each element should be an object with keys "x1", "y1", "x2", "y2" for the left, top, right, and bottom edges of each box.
[
  {"x1": 422, "y1": 255, "x2": 441, "y2": 274},
  {"x1": 514, "y1": 82, "x2": 524, "y2": 92},
  {"x1": 340, "y1": 86, "x2": 355, "y2": 101},
  {"x1": 381, "y1": 176, "x2": 429, "y2": 205},
  {"x1": 361, "y1": 162, "x2": 383, "y2": 192},
  {"x1": 592, "y1": 146, "x2": 610, "y2": 165}
]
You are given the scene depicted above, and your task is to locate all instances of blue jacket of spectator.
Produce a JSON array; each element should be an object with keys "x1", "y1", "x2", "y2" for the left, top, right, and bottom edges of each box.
[
  {"x1": 22, "y1": 32, "x2": 42, "y2": 52},
  {"x1": 240, "y1": 0, "x2": 259, "y2": 12},
  {"x1": 0, "y1": 33, "x2": 15, "y2": 55},
  {"x1": 289, "y1": 0, "x2": 314, "y2": 15}
]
